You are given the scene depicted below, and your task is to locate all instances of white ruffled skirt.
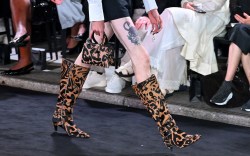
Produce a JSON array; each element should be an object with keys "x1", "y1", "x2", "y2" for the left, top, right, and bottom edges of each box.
[{"x1": 142, "y1": 9, "x2": 187, "y2": 91}]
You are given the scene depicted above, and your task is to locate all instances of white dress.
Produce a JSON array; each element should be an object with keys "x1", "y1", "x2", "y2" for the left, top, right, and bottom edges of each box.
[
  {"x1": 141, "y1": 9, "x2": 186, "y2": 91},
  {"x1": 172, "y1": 0, "x2": 230, "y2": 75},
  {"x1": 140, "y1": 0, "x2": 230, "y2": 91}
]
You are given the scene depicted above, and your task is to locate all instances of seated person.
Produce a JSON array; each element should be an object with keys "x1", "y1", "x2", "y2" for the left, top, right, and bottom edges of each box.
[
  {"x1": 105, "y1": 0, "x2": 230, "y2": 95},
  {"x1": 210, "y1": 12, "x2": 250, "y2": 111},
  {"x1": 52, "y1": 0, "x2": 87, "y2": 55},
  {"x1": 1, "y1": 0, "x2": 34, "y2": 75}
]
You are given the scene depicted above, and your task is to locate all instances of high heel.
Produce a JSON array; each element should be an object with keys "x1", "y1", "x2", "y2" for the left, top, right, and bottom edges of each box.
[
  {"x1": 52, "y1": 59, "x2": 90, "y2": 138},
  {"x1": 132, "y1": 75, "x2": 201, "y2": 150},
  {"x1": 72, "y1": 32, "x2": 89, "y2": 42},
  {"x1": 9, "y1": 33, "x2": 30, "y2": 47},
  {"x1": 54, "y1": 125, "x2": 58, "y2": 131},
  {"x1": 1, "y1": 63, "x2": 34, "y2": 75}
]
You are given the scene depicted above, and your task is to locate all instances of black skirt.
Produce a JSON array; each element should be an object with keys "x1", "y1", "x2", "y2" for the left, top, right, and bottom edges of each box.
[
  {"x1": 102, "y1": 0, "x2": 132, "y2": 21},
  {"x1": 229, "y1": 24, "x2": 250, "y2": 54}
]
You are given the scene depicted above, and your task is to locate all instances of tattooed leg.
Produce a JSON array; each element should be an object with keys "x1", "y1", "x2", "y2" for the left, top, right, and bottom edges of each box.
[{"x1": 110, "y1": 17, "x2": 151, "y2": 83}]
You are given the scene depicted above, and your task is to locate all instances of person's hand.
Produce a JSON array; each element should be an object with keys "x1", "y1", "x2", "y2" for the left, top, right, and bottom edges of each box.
[
  {"x1": 147, "y1": 9, "x2": 162, "y2": 34},
  {"x1": 89, "y1": 21, "x2": 105, "y2": 41},
  {"x1": 51, "y1": 0, "x2": 63, "y2": 5},
  {"x1": 135, "y1": 16, "x2": 151, "y2": 30},
  {"x1": 235, "y1": 13, "x2": 250, "y2": 25},
  {"x1": 183, "y1": 2, "x2": 195, "y2": 10}
]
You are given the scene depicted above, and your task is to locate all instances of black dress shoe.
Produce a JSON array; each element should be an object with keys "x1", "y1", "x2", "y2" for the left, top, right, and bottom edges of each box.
[
  {"x1": 9, "y1": 33, "x2": 30, "y2": 47},
  {"x1": 1, "y1": 63, "x2": 34, "y2": 76}
]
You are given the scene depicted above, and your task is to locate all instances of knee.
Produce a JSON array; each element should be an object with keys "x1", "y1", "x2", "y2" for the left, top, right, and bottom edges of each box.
[{"x1": 233, "y1": 24, "x2": 249, "y2": 34}]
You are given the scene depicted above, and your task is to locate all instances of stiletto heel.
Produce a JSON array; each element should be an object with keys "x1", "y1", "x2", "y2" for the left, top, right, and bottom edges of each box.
[
  {"x1": 51, "y1": 59, "x2": 90, "y2": 138},
  {"x1": 54, "y1": 124, "x2": 58, "y2": 131},
  {"x1": 9, "y1": 33, "x2": 30, "y2": 47},
  {"x1": 72, "y1": 32, "x2": 89, "y2": 42},
  {"x1": 133, "y1": 75, "x2": 201, "y2": 149}
]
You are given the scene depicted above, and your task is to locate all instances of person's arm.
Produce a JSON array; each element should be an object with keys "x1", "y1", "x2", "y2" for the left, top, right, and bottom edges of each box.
[
  {"x1": 143, "y1": 0, "x2": 158, "y2": 12},
  {"x1": 142, "y1": 0, "x2": 162, "y2": 34},
  {"x1": 87, "y1": 0, "x2": 105, "y2": 39},
  {"x1": 87, "y1": 0, "x2": 104, "y2": 21},
  {"x1": 181, "y1": 0, "x2": 192, "y2": 8}
]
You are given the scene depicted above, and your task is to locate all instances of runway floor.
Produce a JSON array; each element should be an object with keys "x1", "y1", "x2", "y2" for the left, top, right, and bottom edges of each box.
[{"x1": 0, "y1": 86, "x2": 250, "y2": 156}]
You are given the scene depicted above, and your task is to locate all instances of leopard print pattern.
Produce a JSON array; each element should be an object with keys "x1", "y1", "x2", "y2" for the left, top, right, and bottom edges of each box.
[
  {"x1": 53, "y1": 59, "x2": 72, "y2": 121},
  {"x1": 52, "y1": 60, "x2": 90, "y2": 138},
  {"x1": 132, "y1": 75, "x2": 201, "y2": 149},
  {"x1": 81, "y1": 39, "x2": 114, "y2": 67}
]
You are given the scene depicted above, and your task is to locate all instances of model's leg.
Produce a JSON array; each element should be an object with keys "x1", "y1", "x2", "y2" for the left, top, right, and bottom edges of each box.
[
  {"x1": 52, "y1": 22, "x2": 114, "y2": 137},
  {"x1": 9, "y1": 0, "x2": 32, "y2": 71},
  {"x1": 52, "y1": 59, "x2": 91, "y2": 138},
  {"x1": 110, "y1": 17, "x2": 200, "y2": 149},
  {"x1": 111, "y1": 18, "x2": 150, "y2": 83},
  {"x1": 210, "y1": 43, "x2": 242, "y2": 105}
]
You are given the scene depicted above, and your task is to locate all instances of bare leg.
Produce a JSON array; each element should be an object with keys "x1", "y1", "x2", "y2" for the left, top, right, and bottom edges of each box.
[
  {"x1": 10, "y1": 0, "x2": 30, "y2": 38},
  {"x1": 52, "y1": 22, "x2": 114, "y2": 137},
  {"x1": 225, "y1": 43, "x2": 242, "y2": 81},
  {"x1": 110, "y1": 17, "x2": 200, "y2": 149},
  {"x1": 241, "y1": 53, "x2": 250, "y2": 84},
  {"x1": 241, "y1": 52, "x2": 250, "y2": 111},
  {"x1": 110, "y1": 17, "x2": 151, "y2": 83},
  {"x1": 210, "y1": 43, "x2": 242, "y2": 105},
  {"x1": 67, "y1": 23, "x2": 80, "y2": 49},
  {"x1": 10, "y1": 0, "x2": 32, "y2": 70}
]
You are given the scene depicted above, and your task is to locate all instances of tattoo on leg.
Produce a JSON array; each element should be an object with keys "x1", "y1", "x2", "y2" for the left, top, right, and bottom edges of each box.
[{"x1": 123, "y1": 21, "x2": 141, "y2": 45}]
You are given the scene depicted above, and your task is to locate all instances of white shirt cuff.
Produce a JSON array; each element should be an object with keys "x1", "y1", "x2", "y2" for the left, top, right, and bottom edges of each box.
[
  {"x1": 88, "y1": 3, "x2": 104, "y2": 21},
  {"x1": 143, "y1": 0, "x2": 158, "y2": 12}
]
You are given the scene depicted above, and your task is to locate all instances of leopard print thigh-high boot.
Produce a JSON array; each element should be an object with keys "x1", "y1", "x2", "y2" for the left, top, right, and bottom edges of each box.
[
  {"x1": 52, "y1": 59, "x2": 90, "y2": 138},
  {"x1": 132, "y1": 75, "x2": 201, "y2": 150}
]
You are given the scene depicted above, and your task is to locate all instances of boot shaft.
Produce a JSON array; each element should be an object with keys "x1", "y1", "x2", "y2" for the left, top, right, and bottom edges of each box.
[
  {"x1": 132, "y1": 75, "x2": 201, "y2": 149},
  {"x1": 132, "y1": 75, "x2": 171, "y2": 124},
  {"x1": 57, "y1": 59, "x2": 90, "y2": 107}
]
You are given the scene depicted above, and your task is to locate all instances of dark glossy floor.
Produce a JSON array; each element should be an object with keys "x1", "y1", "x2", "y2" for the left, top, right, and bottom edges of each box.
[{"x1": 0, "y1": 86, "x2": 250, "y2": 156}]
